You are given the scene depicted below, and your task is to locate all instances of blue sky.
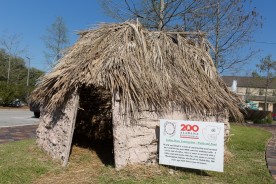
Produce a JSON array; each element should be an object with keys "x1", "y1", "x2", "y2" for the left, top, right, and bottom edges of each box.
[
  {"x1": 247, "y1": 0, "x2": 276, "y2": 75},
  {"x1": 0, "y1": 0, "x2": 115, "y2": 71},
  {"x1": 0, "y1": 0, "x2": 275, "y2": 75}
]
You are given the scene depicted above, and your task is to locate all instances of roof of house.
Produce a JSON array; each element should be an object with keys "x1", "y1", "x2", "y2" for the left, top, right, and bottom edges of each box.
[
  {"x1": 222, "y1": 76, "x2": 276, "y2": 89},
  {"x1": 31, "y1": 21, "x2": 243, "y2": 121},
  {"x1": 246, "y1": 95, "x2": 276, "y2": 102}
]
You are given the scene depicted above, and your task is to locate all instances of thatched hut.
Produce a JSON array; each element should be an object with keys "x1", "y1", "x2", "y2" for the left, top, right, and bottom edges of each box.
[{"x1": 32, "y1": 21, "x2": 243, "y2": 169}]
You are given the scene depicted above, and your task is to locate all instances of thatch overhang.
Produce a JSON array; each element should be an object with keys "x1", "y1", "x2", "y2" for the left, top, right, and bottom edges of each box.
[{"x1": 31, "y1": 21, "x2": 244, "y2": 121}]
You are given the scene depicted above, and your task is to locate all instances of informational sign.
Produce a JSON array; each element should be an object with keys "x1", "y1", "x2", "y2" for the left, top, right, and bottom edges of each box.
[{"x1": 159, "y1": 119, "x2": 224, "y2": 172}]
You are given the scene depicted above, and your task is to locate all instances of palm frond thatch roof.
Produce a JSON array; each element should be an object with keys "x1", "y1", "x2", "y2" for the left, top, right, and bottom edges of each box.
[{"x1": 31, "y1": 21, "x2": 243, "y2": 121}]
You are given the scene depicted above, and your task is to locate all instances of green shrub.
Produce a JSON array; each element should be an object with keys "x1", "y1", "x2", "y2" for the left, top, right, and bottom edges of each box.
[
  {"x1": 266, "y1": 113, "x2": 273, "y2": 124},
  {"x1": 0, "y1": 82, "x2": 35, "y2": 105},
  {"x1": 253, "y1": 113, "x2": 273, "y2": 124}
]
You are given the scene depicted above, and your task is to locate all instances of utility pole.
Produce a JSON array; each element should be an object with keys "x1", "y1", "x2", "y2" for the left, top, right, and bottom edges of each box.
[
  {"x1": 26, "y1": 57, "x2": 30, "y2": 86},
  {"x1": 7, "y1": 56, "x2": 11, "y2": 84}
]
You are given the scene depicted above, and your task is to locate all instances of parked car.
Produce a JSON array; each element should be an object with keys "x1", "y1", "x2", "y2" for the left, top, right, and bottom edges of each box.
[
  {"x1": 8, "y1": 99, "x2": 24, "y2": 107},
  {"x1": 273, "y1": 113, "x2": 276, "y2": 121},
  {"x1": 29, "y1": 101, "x2": 40, "y2": 118}
]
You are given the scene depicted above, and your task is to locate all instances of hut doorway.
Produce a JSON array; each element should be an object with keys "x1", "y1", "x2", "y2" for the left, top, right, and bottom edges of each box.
[{"x1": 72, "y1": 86, "x2": 114, "y2": 166}]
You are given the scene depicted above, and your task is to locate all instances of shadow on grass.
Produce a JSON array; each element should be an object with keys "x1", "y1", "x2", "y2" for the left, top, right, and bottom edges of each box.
[
  {"x1": 164, "y1": 165, "x2": 210, "y2": 176},
  {"x1": 72, "y1": 135, "x2": 115, "y2": 167}
]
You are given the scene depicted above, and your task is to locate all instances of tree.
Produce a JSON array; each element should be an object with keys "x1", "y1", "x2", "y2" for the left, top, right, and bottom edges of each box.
[
  {"x1": 251, "y1": 70, "x2": 260, "y2": 78},
  {"x1": 99, "y1": 0, "x2": 261, "y2": 73},
  {"x1": 100, "y1": 0, "x2": 205, "y2": 30},
  {"x1": 42, "y1": 16, "x2": 69, "y2": 68},
  {"x1": 0, "y1": 33, "x2": 26, "y2": 83},
  {"x1": 194, "y1": 0, "x2": 260, "y2": 74},
  {"x1": 0, "y1": 49, "x2": 44, "y2": 104},
  {"x1": 256, "y1": 55, "x2": 276, "y2": 111},
  {"x1": 0, "y1": 49, "x2": 8, "y2": 81}
]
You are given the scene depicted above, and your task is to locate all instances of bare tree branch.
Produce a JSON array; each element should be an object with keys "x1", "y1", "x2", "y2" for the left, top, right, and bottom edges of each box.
[{"x1": 98, "y1": 0, "x2": 261, "y2": 73}]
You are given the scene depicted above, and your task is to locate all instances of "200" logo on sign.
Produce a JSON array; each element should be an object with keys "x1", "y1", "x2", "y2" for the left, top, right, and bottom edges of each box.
[{"x1": 181, "y1": 124, "x2": 199, "y2": 132}]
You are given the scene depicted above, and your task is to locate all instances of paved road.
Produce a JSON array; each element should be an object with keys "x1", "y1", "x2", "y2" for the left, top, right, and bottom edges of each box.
[{"x1": 0, "y1": 109, "x2": 39, "y2": 127}]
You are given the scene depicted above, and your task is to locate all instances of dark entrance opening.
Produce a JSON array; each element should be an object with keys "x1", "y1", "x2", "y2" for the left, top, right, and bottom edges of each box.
[{"x1": 72, "y1": 85, "x2": 114, "y2": 166}]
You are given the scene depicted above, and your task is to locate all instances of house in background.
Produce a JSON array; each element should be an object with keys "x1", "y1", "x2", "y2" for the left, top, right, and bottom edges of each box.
[{"x1": 222, "y1": 76, "x2": 276, "y2": 113}]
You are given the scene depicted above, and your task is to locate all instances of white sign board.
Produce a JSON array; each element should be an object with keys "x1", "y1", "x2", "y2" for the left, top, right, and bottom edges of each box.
[{"x1": 159, "y1": 119, "x2": 224, "y2": 172}]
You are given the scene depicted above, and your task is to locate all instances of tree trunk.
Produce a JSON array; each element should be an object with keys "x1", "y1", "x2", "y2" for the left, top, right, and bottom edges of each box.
[
  {"x1": 264, "y1": 74, "x2": 269, "y2": 111},
  {"x1": 214, "y1": 2, "x2": 220, "y2": 68},
  {"x1": 158, "y1": 0, "x2": 165, "y2": 31}
]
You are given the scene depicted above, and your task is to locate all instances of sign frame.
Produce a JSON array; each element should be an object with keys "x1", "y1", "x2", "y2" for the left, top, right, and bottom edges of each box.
[{"x1": 159, "y1": 119, "x2": 224, "y2": 172}]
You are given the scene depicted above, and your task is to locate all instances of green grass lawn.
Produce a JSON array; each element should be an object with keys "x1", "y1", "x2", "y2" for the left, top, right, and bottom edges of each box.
[
  {"x1": 0, "y1": 124, "x2": 274, "y2": 184},
  {"x1": 0, "y1": 139, "x2": 61, "y2": 184}
]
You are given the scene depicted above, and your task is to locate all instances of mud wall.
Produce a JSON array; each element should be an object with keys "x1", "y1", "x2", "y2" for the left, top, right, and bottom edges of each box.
[
  {"x1": 112, "y1": 96, "x2": 229, "y2": 169},
  {"x1": 36, "y1": 89, "x2": 229, "y2": 169},
  {"x1": 36, "y1": 92, "x2": 79, "y2": 166}
]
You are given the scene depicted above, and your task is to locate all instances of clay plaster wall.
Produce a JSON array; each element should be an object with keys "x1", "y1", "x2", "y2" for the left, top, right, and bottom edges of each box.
[
  {"x1": 36, "y1": 92, "x2": 79, "y2": 166},
  {"x1": 36, "y1": 90, "x2": 229, "y2": 169},
  {"x1": 112, "y1": 97, "x2": 229, "y2": 169}
]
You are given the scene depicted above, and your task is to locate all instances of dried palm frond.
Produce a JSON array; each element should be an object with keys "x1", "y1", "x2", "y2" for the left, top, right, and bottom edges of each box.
[{"x1": 31, "y1": 21, "x2": 244, "y2": 121}]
